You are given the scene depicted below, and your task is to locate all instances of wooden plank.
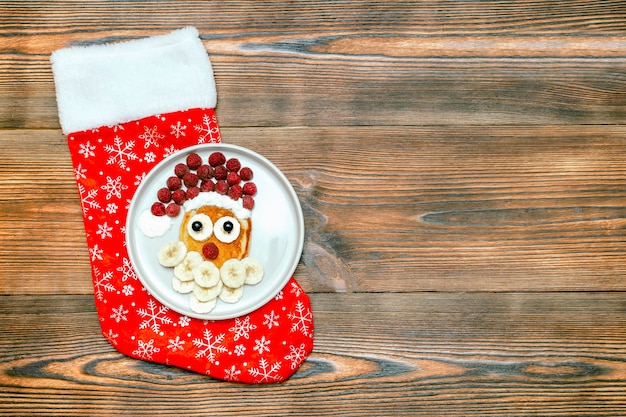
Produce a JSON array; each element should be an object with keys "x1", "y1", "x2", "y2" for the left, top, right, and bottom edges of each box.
[
  {"x1": 0, "y1": 292, "x2": 625, "y2": 416},
  {"x1": 2, "y1": 52, "x2": 625, "y2": 129},
  {"x1": 1, "y1": 2, "x2": 625, "y2": 128},
  {"x1": 1, "y1": 126, "x2": 624, "y2": 294},
  {"x1": 1, "y1": 0, "x2": 625, "y2": 36}
]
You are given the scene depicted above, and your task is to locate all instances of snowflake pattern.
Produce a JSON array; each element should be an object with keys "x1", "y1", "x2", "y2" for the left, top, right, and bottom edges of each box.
[
  {"x1": 122, "y1": 284, "x2": 134, "y2": 296},
  {"x1": 248, "y1": 358, "x2": 283, "y2": 383},
  {"x1": 284, "y1": 343, "x2": 308, "y2": 370},
  {"x1": 104, "y1": 136, "x2": 138, "y2": 168},
  {"x1": 93, "y1": 268, "x2": 115, "y2": 301},
  {"x1": 170, "y1": 121, "x2": 187, "y2": 138},
  {"x1": 110, "y1": 304, "x2": 128, "y2": 323},
  {"x1": 74, "y1": 163, "x2": 87, "y2": 179},
  {"x1": 224, "y1": 365, "x2": 242, "y2": 382},
  {"x1": 163, "y1": 144, "x2": 178, "y2": 158},
  {"x1": 229, "y1": 315, "x2": 257, "y2": 341},
  {"x1": 117, "y1": 257, "x2": 137, "y2": 282},
  {"x1": 104, "y1": 329, "x2": 119, "y2": 346},
  {"x1": 263, "y1": 310, "x2": 280, "y2": 329},
  {"x1": 133, "y1": 339, "x2": 160, "y2": 360},
  {"x1": 78, "y1": 184, "x2": 100, "y2": 213},
  {"x1": 67, "y1": 107, "x2": 313, "y2": 383},
  {"x1": 139, "y1": 125, "x2": 164, "y2": 148},
  {"x1": 96, "y1": 222, "x2": 113, "y2": 239},
  {"x1": 288, "y1": 300, "x2": 313, "y2": 337},
  {"x1": 253, "y1": 336, "x2": 271, "y2": 354},
  {"x1": 78, "y1": 141, "x2": 96, "y2": 158},
  {"x1": 89, "y1": 244, "x2": 104, "y2": 261},
  {"x1": 101, "y1": 175, "x2": 128, "y2": 200},
  {"x1": 137, "y1": 299, "x2": 173, "y2": 333},
  {"x1": 193, "y1": 329, "x2": 227, "y2": 363},
  {"x1": 193, "y1": 113, "x2": 220, "y2": 144},
  {"x1": 167, "y1": 336, "x2": 185, "y2": 352}
]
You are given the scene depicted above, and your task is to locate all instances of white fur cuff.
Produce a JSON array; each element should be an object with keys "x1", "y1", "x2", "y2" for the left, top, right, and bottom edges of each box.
[{"x1": 51, "y1": 27, "x2": 217, "y2": 134}]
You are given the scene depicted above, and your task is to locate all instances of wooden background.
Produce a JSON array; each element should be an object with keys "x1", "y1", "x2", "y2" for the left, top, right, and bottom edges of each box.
[{"x1": 1, "y1": 1, "x2": 625, "y2": 415}]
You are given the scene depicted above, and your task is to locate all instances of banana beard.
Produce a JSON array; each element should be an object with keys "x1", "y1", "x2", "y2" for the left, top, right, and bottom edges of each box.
[{"x1": 157, "y1": 204, "x2": 263, "y2": 314}]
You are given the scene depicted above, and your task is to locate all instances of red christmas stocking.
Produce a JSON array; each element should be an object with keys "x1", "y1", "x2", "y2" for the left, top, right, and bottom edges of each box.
[{"x1": 51, "y1": 27, "x2": 313, "y2": 383}]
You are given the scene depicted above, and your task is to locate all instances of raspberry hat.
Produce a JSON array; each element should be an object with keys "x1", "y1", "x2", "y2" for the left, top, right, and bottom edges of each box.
[{"x1": 50, "y1": 27, "x2": 313, "y2": 383}]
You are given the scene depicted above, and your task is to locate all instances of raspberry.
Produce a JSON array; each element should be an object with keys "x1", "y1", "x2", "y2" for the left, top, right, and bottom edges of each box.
[
  {"x1": 186, "y1": 153, "x2": 202, "y2": 170},
  {"x1": 165, "y1": 202, "x2": 180, "y2": 217},
  {"x1": 157, "y1": 187, "x2": 172, "y2": 203},
  {"x1": 227, "y1": 171, "x2": 241, "y2": 186},
  {"x1": 239, "y1": 167, "x2": 254, "y2": 181},
  {"x1": 209, "y1": 151, "x2": 226, "y2": 167},
  {"x1": 171, "y1": 189, "x2": 186, "y2": 204},
  {"x1": 186, "y1": 186, "x2": 200, "y2": 200},
  {"x1": 215, "y1": 180, "x2": 229, "y2": 195},
  {"x1": 226, "y1": 158, "x2": 241, "y2": 172},
  {"x1": 200, "y1": 180, "x2": 215, "y2": 192},
  {"x1": 196, "y1": 164, "x2": 213, "y2": 181},
  {"x1": 228, "y1": 184, "x2": 243, "y2": 200},
  {"x1": 202, "y1": 242, "x2": 219, "y2": 260},
  {"x1": 243, "y1": 182, "x2": 257, "y2": 196},
  {"x1": 166, "y1": 176, "x2": 182, "y2": 191},
  {"x1": 151, "y1": 202, "x2": 166, "y2": 216},
  {"x1": 174, "y1": 163, "x2": 189, "y2": 178},
  {"x1": 214, "y1": 165, "x2": 228, "y2": 180},
  {"x1": 183, "y1": 172, "x2": 199, "y2": 187},
  {"x1": 242, "y1": 195, "x2": 255, "y2": 210}
]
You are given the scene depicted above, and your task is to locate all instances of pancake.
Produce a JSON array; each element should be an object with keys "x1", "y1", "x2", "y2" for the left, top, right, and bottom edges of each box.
[{"x1": 179, "y1": 205, "x2": 251, "y2": 268}]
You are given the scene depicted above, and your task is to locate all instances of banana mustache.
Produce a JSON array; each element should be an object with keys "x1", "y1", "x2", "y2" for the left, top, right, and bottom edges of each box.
[{"x1": 158, "y1": 243, "x2": 264, "y2": 314}]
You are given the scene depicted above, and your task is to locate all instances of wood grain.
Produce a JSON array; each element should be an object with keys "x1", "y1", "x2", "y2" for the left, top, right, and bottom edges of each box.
[
  {"x1": 1, "y1": 293, "x2": 625, "y2": 416},
  {"x1": 1, "y1": 126, "x2": 624, "y2": 294},
  {"x1": 1, "y1": 2, "x2": 626, "y2": 129},
  {"x1": 1, "y1": 1, "x2": 625, "y2": 415}
]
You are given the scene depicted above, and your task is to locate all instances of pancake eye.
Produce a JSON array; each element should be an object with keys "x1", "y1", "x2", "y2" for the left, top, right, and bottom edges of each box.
[
  {"x1": 187, "y1": 213, "x2": 213, "y2": 241},
  {"x1": 214, "y1": 216, "x2": 240, "y2": 243}
]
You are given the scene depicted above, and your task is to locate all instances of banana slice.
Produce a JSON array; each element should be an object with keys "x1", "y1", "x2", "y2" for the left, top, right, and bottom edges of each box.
[
  {"x1": 219, "y1": 285, "x2": 244, "y2": 304},
  {"x1": 172, "y1": 276, "x2": 194, "y2": 294},
  {"x1": 220, "y1": 259, "x2": 246, "y2": 288},
  {"x1": 190, "y1": 295, "x2": 217, "y2": 314},
  {"x1": 193, "y1": 261, "x2": 220, "y2": 287},
  {"x1": 174, "y1": 251, "x2": 203, "y2": 281},
  {"x1": 242, "y1": 257, "x2": 264, "y2": 285},
  {"x1": 192, "y1": 280, "x2": 223, "y2": 302},
  {"x1": 157, "y1": 241, "x2": 187, "y2": 267}
]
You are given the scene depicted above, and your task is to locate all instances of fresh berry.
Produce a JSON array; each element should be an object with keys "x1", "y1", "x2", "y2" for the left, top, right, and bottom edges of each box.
[
  {"x1": 202, "y1": 242, "x2": 219, "y2": 260},
  {"x1": 239, "y1": 167, "x2": 253, "y2": 181},
  {"x1": 196, "y1": 164, "x2": 213, "y2": 181},
  {"x1": 183, "y1": 172, "x2": 199, "y2": 187},
  {"x1": 200, "y1": 180, "x2": 215, "y2": 192},
  {"x1": 165, "y1": 202, "x2": 180, "y2": 217},
  {"x1": 214, "y1": 165, "x2": 228, "y2": 180},
  {"x1": 157, "y1": 187, "x2": 172, "y2": 203},
  {"x1": 186, "y1": 186, "x2": 200, "y2": 200},
  {"x1": 174, "y1": 163, "x2": 189, "y2": 178},
  {"x1": 151, "y1": 202, "x2": 166, "y2": 216},
  {"x1": 242, "y1": 195, "x2": 255, "y2": 210},
  {"x1": 209, "y1": 151, "x2": 226, "y2": 167},
  {"x1": 166, "y1": 176, "x2": 182, "y2": 191},
  {"x1": 226, "y1": 158, "x2": 241, "y2": 172},
  {"x1": 215, "y1": 180, "x2": 229, "y2": 195},
  {"x1": 171, "y1": 189, "x2": 186, "y2": 204},
  {"x1": 227, "y1": 171, "x2": 241, "y2": 186},
  {"x1": 243, "y1": 182, "x2": 257, "y2": 196},
  {"x1": 228, "y1": 184, "x2": 243, "y2": 200},
  {"x1": 186, "y1": 153, "x2": 202, "y2": 170}
]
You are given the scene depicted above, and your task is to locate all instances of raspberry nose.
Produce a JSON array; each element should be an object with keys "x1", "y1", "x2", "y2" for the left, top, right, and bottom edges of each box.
[{"x1": 202, "y1": 242, "x2": 219, "y2": 260}]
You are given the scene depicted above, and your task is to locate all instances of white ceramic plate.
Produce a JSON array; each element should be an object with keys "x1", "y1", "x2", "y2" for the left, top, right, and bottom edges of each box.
[{"x1": 126, "y1": 144, "x2": 304, "y2": 320}]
